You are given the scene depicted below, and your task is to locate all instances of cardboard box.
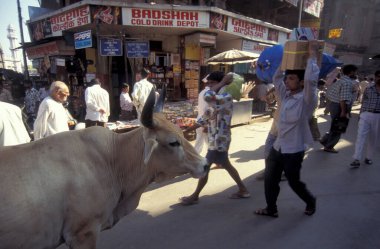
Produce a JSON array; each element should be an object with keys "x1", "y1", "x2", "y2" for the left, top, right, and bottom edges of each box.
[{"x1": 281, "y1": 40, "x2": 324, "y2": 71}]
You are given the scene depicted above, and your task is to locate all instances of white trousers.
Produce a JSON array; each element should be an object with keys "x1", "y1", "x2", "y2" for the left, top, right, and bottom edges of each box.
[{"x1": 353, "y1": 112, "x2": 380, "y2": 160}]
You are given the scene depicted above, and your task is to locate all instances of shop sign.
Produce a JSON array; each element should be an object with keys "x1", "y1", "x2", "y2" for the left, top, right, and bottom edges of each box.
[
  {"x1": 267, "y1": 28, "x2": 279, "y2": 42},
  {"x1": 303, "y1": 0, "x2": 324, "y2": 18},
  {"x1": 328, "y1": 28, "x2": 343, "y2": 39},
  {"x1": 50, "y1": 5, "x2": 91, "y2": 36},
  {"x1": 100, "y1": 38, "x2": 123, "y2": 56},
  {"x1": 209, "y1": 12, "x2": 227, "y2": 31},
  {"x1": 56, "y1": 58, "x2": 66, "y2": 66},
  {"x1": 126, "y1": 41, "x2": 150, "y2": 58},
  {"x1": 74, "y1": 30, "x2": 92, "y2": 49},
  {"x1": 227, "y1": 17, "x2": 268, "y2": 41},
  {"x1": 122, "y1": 8, "x2": 209, "y2": 28},
  {"x1": 91, "y1": 6, "x2": 122, "y2": 25},
  {"x1": 242, "y1": 40, "x2": 271, "y2": 54},
  {"x1": 28, "y1": 18, "x2": 52, "y2": 41},
  {"x1": 26, "y1": 41, "x2": 60, "y2": 59}
]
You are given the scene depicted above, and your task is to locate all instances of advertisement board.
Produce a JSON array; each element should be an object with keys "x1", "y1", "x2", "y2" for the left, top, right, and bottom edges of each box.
[
  {"x1": 122, "y1": 8, "x2": 209, "y2": 28},
  {"x1": 227, "y1": 17, "x2": 268, "y2": 41},
  {"x1": 74, "y1": 30, "x2": 92, "y2": 49},
  {"x1": 303, "y1": 0, "x2": 324, "y2": 18}
]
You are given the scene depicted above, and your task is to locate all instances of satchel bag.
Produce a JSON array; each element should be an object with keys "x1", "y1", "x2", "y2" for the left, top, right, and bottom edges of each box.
[{"x1": 331, "y1": 117, "x2": 349, "y2": 133}]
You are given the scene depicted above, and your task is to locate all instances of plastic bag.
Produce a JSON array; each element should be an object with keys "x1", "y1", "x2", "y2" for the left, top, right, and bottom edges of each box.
[{"x1": 224, "y1": 73, "x2": 244, "y2": 101}]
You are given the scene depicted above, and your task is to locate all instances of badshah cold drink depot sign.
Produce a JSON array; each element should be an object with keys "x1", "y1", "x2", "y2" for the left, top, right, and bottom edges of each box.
[{"x1": 122, "y1": 8, "x2": 209, "y2": 28}]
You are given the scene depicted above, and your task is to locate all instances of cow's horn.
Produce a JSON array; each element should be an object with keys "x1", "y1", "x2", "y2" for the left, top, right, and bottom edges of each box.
[
  {"x1": 154, "y1": 84, "x2": 166, "y2": 113},
  {"x1": 140, "y1": 88, "x2": 156, "y2": 129}
]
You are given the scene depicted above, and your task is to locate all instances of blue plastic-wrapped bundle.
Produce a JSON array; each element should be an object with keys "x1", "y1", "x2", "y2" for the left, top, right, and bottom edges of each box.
[
  {"x1": 319, "y1": 53, "x2": 343, "y2": 79},
  {"x1": 256, "y1": 45, "x2": 284, "y2": 83}
]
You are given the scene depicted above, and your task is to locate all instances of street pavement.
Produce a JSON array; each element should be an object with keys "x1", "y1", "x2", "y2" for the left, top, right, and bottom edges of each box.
[{"x1": 60, "y1": 106, "x2": 380, "y2": 249}]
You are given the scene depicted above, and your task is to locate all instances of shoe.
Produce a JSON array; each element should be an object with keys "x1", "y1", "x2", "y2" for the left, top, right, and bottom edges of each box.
[
  {"x1": 350, "y1": 160, "x2": 360, "y2": 168},
  {"x1": 364, "y1": 158, "x2": 373, "y2": 165},
  {"x1": 323, "y1": 148, "x2": 338, "y2": 153}
]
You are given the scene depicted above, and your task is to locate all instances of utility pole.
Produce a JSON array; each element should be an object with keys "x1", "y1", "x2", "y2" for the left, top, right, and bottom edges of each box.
[
  {"x1": 298, "y1": 0, "x2": 304, "y2": 28},
  {"x1": 17, "y1": 0, "x2": 30, "y2": 80}
]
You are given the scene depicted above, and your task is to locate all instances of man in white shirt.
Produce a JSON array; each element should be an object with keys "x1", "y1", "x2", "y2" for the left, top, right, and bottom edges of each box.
[
  {"x1": 34, "y1": 81, "x2": 73, "y2": 140},
  {"x1": 132, "y1": 68, "x2": 154, "y2": 120},
  {"x1": 119, "y1": 83, "x2": 134, "y2": 121},
  {"x1": 0, "y1": 101, "x2": 30, "y2": 146},
  {"x1": 84, "y1": 78, "x2": 110, "y2": 128},
  {"x1": 255, "y1": 42, "x2": 320, "y2": 218}
]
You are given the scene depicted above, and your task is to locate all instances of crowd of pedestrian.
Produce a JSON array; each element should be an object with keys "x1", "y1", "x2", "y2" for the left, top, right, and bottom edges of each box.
[{"x1": 0, "y1": 48, "x2": 379, "y2": 218}]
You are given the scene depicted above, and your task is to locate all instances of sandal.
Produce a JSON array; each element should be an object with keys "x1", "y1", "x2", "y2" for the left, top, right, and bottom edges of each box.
[
  {"x1": 304, "y1": 206, "x2": 316, "y2": 216},
  {"x1": 229, "y1": 192, "x2": 251, "y2": 199},
  {"x1": 179, "y1": 196, "x2": 199, "y2": 206},
  {"x1": 305, "y1": 199, "x2": 316, "y2": 216},
  {"x1": 350, "y1": 160, "x2": 360, "y2": 168},
  {"x1": 254, "y1": 208, "x2": 278, "y2": 218},
  {"x1": 365, "y1": 158, "x2": 373, "y2": 165},
  {"x1": 323, "y1": 148, "x2": 338, "y2": 153}
]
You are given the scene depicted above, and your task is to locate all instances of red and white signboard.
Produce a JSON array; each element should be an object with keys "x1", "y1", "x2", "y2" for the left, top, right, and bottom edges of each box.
[
  {"x1": 26, "y1": 41, "x2": 60, "y2": 59},
  {"x1": 51, "y1": 5, "x2": 91, "y2": 36},
  {"x1": 122, "y1": 8, "x2": 209, "y2": 28},
  {"x1": 227, "y1": 17, "x2": 268, "y2": 41},
  {"x1": 242, "y1": 40, "x2": 271, "y2": 54}
]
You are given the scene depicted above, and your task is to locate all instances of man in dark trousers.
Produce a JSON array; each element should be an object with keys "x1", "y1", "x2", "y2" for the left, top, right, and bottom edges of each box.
[
  {"x1": 255, "y1": 41, "x2": 320, "y2": 217},
  {"x1": 320, "y1": 64, "x2": 358, "y2": 153}
]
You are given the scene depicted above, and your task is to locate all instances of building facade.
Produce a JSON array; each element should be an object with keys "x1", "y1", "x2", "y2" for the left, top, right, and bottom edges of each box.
[
  {"x1": 26, "y1": 0, "x2": 293, "y2": 117},
  {"x1": 320, "y1": 0, "x2": 380, "y2": 74}
]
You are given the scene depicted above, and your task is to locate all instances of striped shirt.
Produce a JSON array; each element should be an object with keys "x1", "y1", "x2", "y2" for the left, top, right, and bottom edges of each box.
[
  {"x1": 326, "y1": 75, "x2": 353, "y2": 104},
  {"x1": 360, "y1": 85, "x2": 380, "y2": 113}
]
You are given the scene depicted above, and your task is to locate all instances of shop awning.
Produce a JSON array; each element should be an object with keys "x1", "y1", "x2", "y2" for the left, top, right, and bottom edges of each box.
[
  {"x1": 25, "y1": 40, "x2": 75, "y2": 60},
  {"x1": 206, "y1": 49, "x2": 259, "y2": 65}
]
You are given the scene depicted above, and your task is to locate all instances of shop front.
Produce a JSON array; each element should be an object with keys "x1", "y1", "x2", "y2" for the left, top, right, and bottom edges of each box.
[{"x1": 26, "y1": 1, "x2": 291, "y2": 125}]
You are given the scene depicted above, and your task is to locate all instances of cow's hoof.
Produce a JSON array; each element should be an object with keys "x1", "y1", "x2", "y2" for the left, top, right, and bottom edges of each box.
[{"x1": 179, "y1": 196, "x2": 199, "y2": 206}]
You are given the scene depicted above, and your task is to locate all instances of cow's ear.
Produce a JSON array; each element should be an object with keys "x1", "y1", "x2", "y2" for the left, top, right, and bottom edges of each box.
[{"x1": 144, "y1": 138, "x2": 158, "y2": 165}]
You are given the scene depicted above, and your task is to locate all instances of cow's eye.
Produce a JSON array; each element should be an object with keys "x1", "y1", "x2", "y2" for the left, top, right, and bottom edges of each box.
[{"x1": 169, "y1": 141, "x2": 180, "y2": 147}]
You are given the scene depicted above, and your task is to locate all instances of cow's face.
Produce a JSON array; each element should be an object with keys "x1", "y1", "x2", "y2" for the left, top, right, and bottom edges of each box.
[
  {"x1": 140, "y1": 88, "x2": 208, "y2": 183},
  {"x1": 142, "y1": 114, "x2": 208, "y2": 183}
]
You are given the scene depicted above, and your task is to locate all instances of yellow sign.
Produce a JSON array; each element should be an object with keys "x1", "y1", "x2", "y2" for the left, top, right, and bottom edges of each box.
[{"x1": 328, "y1": 28, "x2": 343, "y2": 39}]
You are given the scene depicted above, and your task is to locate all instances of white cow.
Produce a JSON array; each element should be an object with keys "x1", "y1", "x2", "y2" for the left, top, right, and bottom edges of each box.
[{"x1": 0, "y1": 88, "x2": 208, "y2": 249}]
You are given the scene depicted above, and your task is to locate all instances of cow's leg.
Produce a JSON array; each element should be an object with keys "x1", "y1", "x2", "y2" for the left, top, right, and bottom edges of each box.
[{"x1": 65, "y1": 225, "x2": 100, "y2": 249}]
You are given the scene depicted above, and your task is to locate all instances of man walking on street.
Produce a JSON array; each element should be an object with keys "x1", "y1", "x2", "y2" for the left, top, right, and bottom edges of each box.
[
  {"x1": 255, "y1": 42, "x2": 319, "y2": 217},
  {"x1": 179, "y1": 73, "x2": 250, "y2": 205},
  {"x1": 84, "y1": 78, "x2": 110, "y2": 128},
  {"x1": 350, "y1": 70, "x2": 380, "y2": 168},
  {"x1": 320, "y1": 64, "x2": 358, "y2": 153}
]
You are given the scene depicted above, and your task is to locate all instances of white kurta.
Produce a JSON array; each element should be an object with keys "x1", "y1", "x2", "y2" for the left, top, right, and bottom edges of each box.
[
  {"x1": 85, "y1": 84, "x2": 110, "y2": 122},
  {"x1": 0, "y1": 102, "x2": 30, "y2": 146},
  {"x1": 33, "y1": 96, "x2": 69, "y2": 140},
  {"x1": 131, "y1": 78, "x2": 154, "y2": 115}
]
